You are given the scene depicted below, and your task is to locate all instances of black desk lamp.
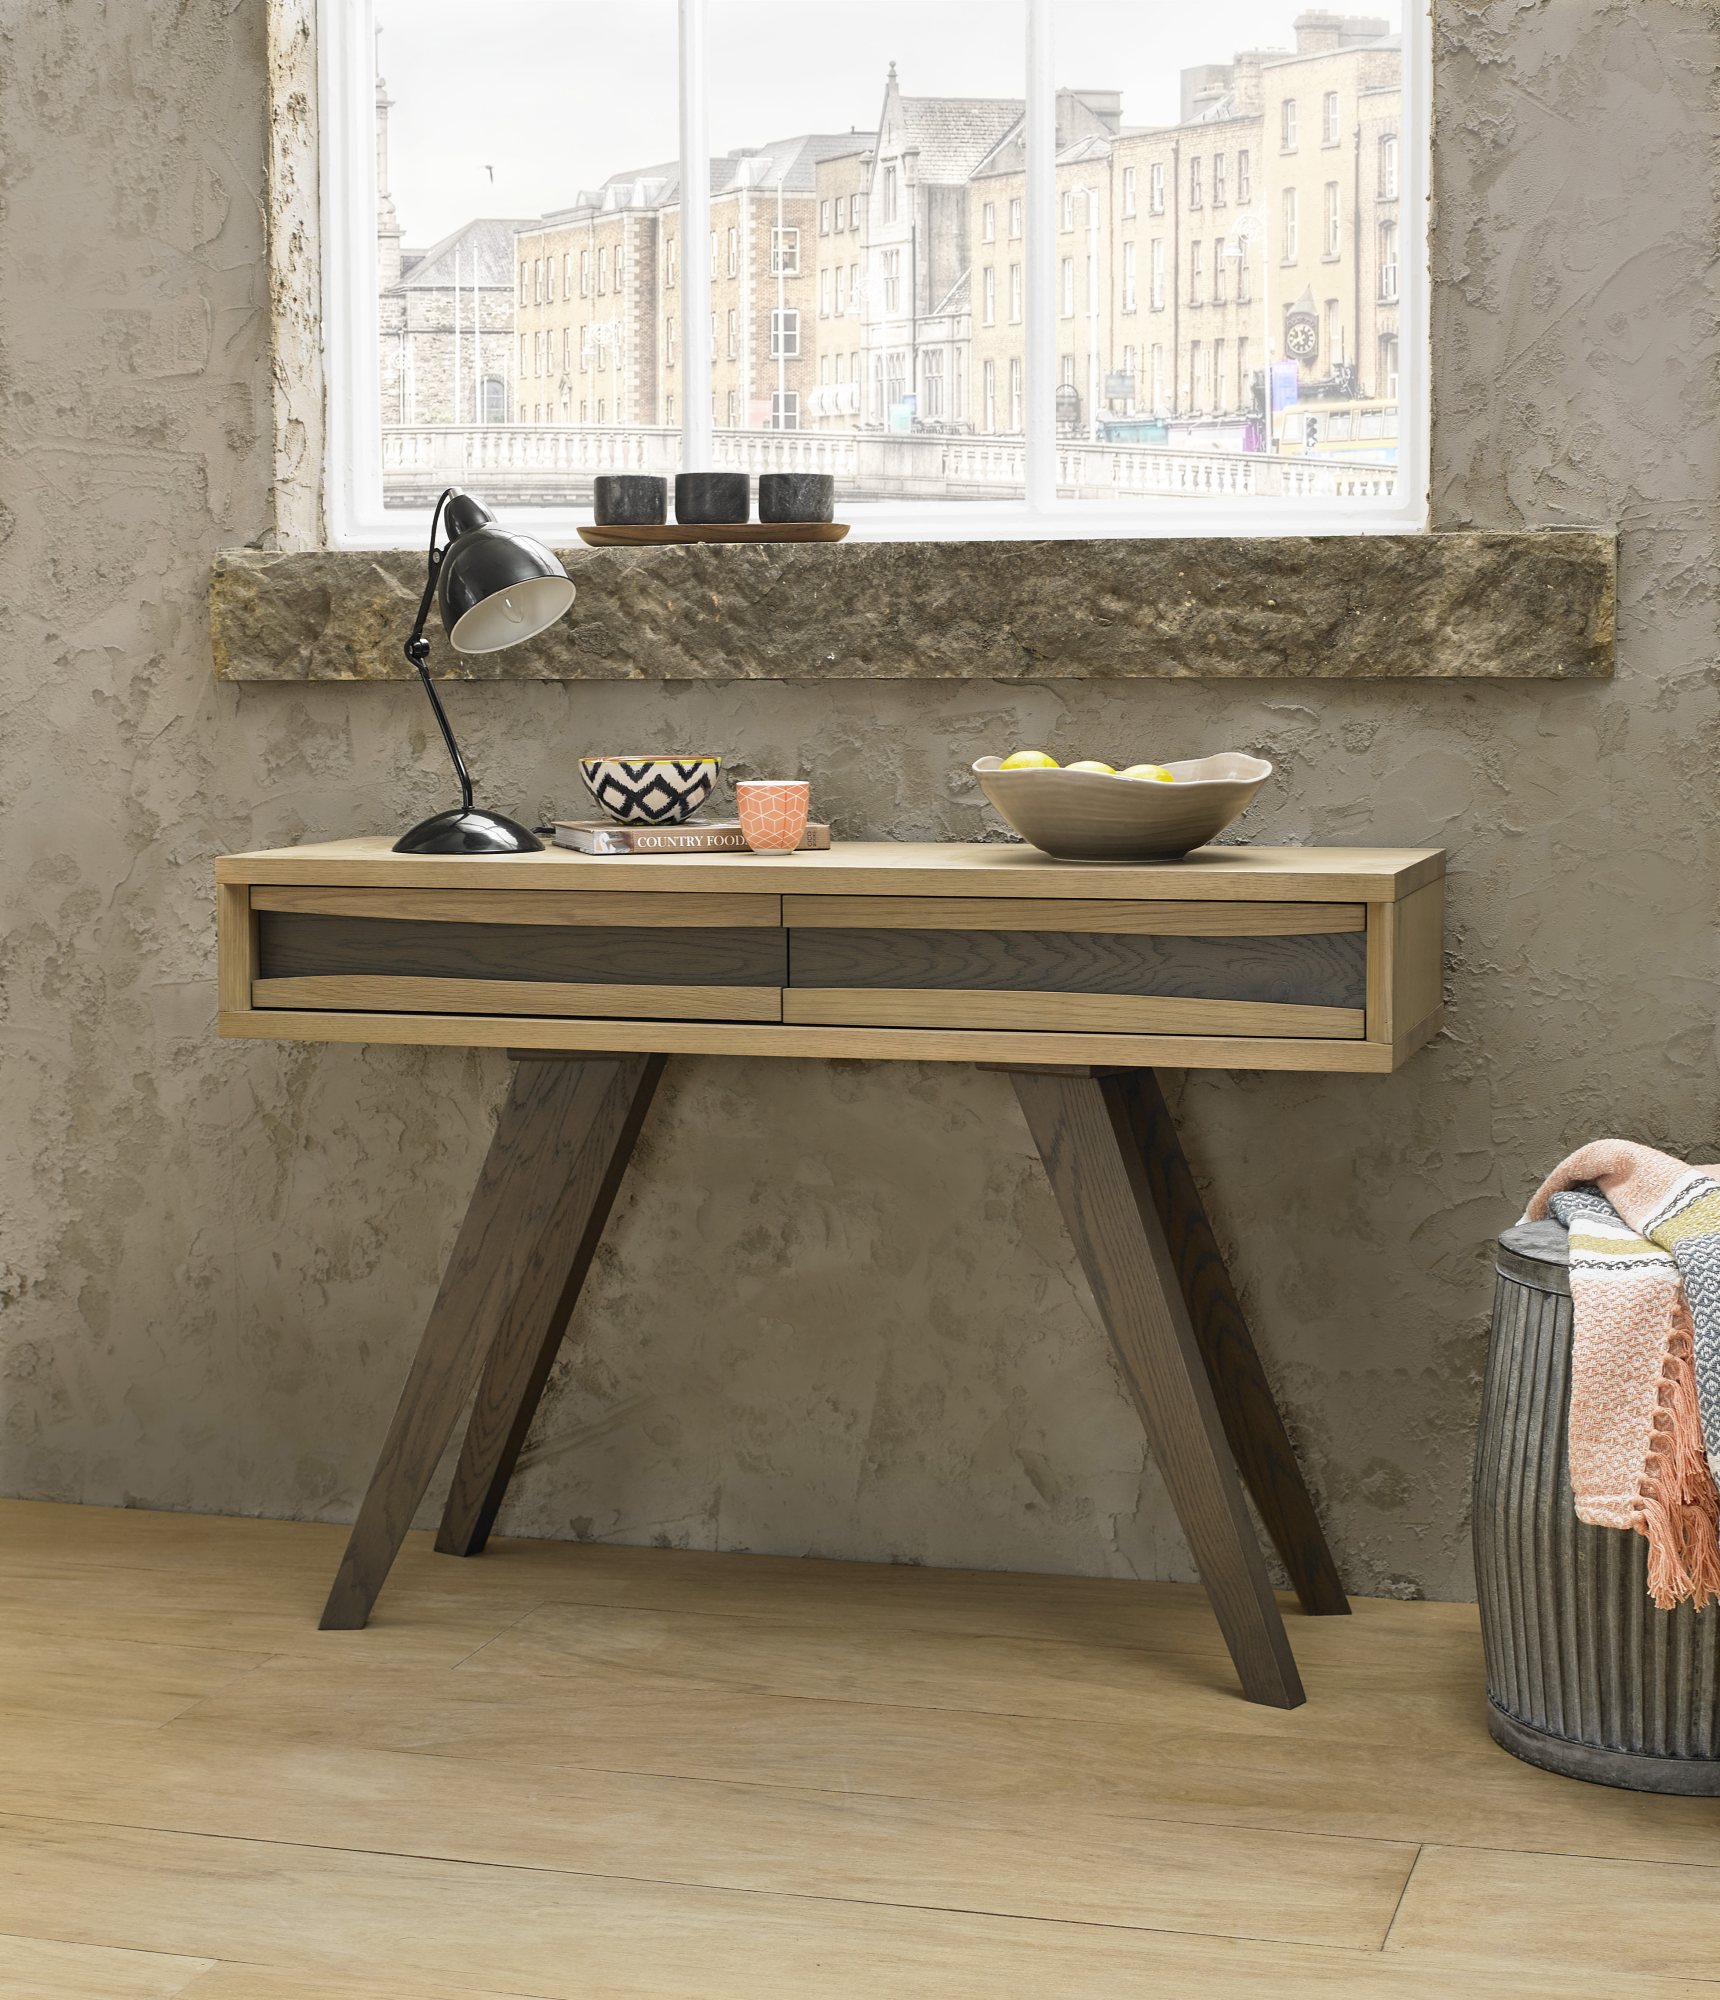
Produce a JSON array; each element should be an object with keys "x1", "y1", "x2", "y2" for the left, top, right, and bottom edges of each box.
[{"x1": 394, "y1": 486, "x2": 577, "y2": 854}]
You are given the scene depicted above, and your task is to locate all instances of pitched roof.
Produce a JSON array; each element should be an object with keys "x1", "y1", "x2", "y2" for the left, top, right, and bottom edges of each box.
[
  {"x1": 396, "y1": 216, "x2": 534, "y2": 290},
  {"x1": 891, "y1": 96, "x2": 1023, "y2": 180}
]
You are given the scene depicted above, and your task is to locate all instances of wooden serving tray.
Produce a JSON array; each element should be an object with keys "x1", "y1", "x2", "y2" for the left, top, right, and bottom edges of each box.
[{"x1": 577, "y1": 522, "x2": 850, "y2": 547}]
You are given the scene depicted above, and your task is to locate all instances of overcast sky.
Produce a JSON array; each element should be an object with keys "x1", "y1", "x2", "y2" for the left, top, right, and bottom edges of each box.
[{"x1": 377, "y1": 0, "x2": 1403, "y2": 247}]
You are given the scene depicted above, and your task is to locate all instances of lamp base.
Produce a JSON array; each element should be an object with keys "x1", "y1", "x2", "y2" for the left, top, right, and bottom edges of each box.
[{"x1": 393, "y1": 808, "x2": 544, "y2": 855}]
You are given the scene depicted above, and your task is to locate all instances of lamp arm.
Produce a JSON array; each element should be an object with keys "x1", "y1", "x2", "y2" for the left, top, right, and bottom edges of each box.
[{"x1": 402, "y1": 487, "x2": 475, "y2": 817}]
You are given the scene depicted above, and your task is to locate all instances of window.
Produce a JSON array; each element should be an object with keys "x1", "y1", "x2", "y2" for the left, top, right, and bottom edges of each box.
[
  {"x1": 726, "y1": 388, "x2": 739, "y2": 426},
  {"x1": 771, "y1": 390, "x2": 799, "y2": 429},
  {"x1": 482, "y1": 376, "x2": 506, "y2": 422},
  {"x1": 1149, "y1": 342, "x2": 1164, "y2": 409},
  {"x1": 1379, "y1": 332, "x2": 1400, "y2": 398},
  {"x1": 664, "y1": 392, "x2": 674, "y2": 422},
  {"x1": 982, "y1": 359, "x2": 996, "y2": 433},
  {"x1": 1189, "y1": 340, "x2": 1203, "y2": 412},
  {"x1": 1237, "y1": 336, "x2": 1248, "y2": 408},
  {"x1": 325, "y1": 0, "x2": 1427, "y2": 541}
]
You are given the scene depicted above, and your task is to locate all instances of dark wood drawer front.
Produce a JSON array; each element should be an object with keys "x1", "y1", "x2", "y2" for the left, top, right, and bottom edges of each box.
[
  {"x1": 788, "y1": 928, "x2": 1367, "y2": 1009},
  {"x1": 259, "y1": 913, "x2": 786, "y2": 989}
]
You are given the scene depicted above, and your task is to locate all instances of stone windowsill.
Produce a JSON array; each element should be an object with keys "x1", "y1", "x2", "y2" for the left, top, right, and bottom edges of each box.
[{"x1": 209, "y1": 530, "x2": 1615, "y2": 683}]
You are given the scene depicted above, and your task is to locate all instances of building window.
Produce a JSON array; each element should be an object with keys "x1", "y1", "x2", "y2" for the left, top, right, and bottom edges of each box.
[
  {"x1": 1189, "y1": 339, "x2": 1203, "y2": 412},
  {"x1": 726, "y1": 389, "x2": 739, "y2": 427},
  {"x1": 820, "y1": 269, "x2": 832, "y2": 316},
  {"x1": 579, "y1": 326, "x2": 592, "y2": 372},
  {"x1": 921, "y1": 348, "x2": 944, "y2": 418},
  {"x1": 819, "y1": 199, "x2": 830, "y2": 234},
  {"x1": 1122, "y1": 166, "x2": 1136, "y2": 217},
  {"x1": 771, "y1": 227, "x2": 799, "y2": 276},
  {"x1": 664, "y1": 392, "x2": 674, "y2": 422},
  {"x1": 771, "y1": 390, "x2": 799, "y2": 429},
  {"x1": 982, "y1": 200, "x2": 996, "y2": 242},
  {"x1": 1379, "y1": 133, "x2": 1399, "y2": 199},
  {"x1": 1325, "y1": 183, "x2": 1341, "y2": 258},
  {"x1": 597, "y1": 247, "x2": 609, "y2": 294},
  {"x1": 518, "y1": 261, "x2": 529, "y2": 305},
  {"x1": 1212, "y1": 153, "x2": 1226, "y2": 208},
  {"x1": 1009, "y1": 197, "x2": 1023, "y2": 239},
  {"x1": 1150, "y1": 342, "x2": 1164, "y2": 409},
  {"x1": 883, "y1": 248, "x2": 901, "y2": 311},
  {"x1": 562, "y1": 329, "x2": 570, "y2": 370},
  {"x1": 1212, "y1": 238, "x2": 1226, "y2": 303},
  {"x1": 1150, "y1": 238, "x2": 1165, "y2": 311},
  {"x1": 1061, "y1": 190, "x2": 1074, "y2": 232},
  {"x1": 982, "y1": 265, "x2": 996, "y2": 325},
  {"x1": 1237, "y1": 149, "x2": 1252, "y2": 202},
  {"x1": 1188, "y1": 239, "x2": 1202, "y2": 305},
  {"x1": 1149, "y1": 162, "x2": 1165, "y2": 214},
  {"x1": 595, "y1": 397, "x2": 605, "y2": 423},
  {"x1": 849, "y1": 261, "x2": 858, "y2": 306},
  {"x1": 1380, "y1": 221, "x2": 1399, "y2": 300},
  {"x1": 1122, "y1": 239, "x2": 1137, "y2": 312},
  {"x1": 579, "y1": 249, "x2": 591, "y2": 298},
  {"x1": 666, "y1": 237, "x2": 678, "y2": 288},
  {"x1": 1322, "y1": 90, "x2": 1340, "y2": 146},
  {"x1": 770, "y1": 309, "x2": 800, "y2": 358},
  {"x1": 1061, "y1": 257, "x2": 1074, "y2": 318},
  {"x1": 1281, "y1": 99, "x2": 1298, "y2": 151},
  {"x1": 883, "y1": 163, "x2": 898, "y2": 221},
  {"x1": 1009, "y1": 262, "x2": 1023, "y2": 322},
  {"x1": 982, "y1": 358, "x2": 996, "y2": 433},
  {"x1": 726, "y1": 226, "x2": 739, "y2": 277},
  {"x1": 1009, "y1": 355, "x2": 1023, "y2": 431},
  {"x1": 1189, "y1": 155, "x2": 1202, "y2": 209},
  {"x1": 1379, "y1": 332, "x2": 1400, "y2": 398},
  {"x1": 1282, "y1": 188, "x2": 1299, "y2": 263},
  {"x1": 849, "y1": 192, "x2": 861, "y2": 230},
  {"x1": 833, "y1": 197, "x2": 845, "y2": 234},
  {"x1": 519, "y1": 333, "x2": 527, "y2": 374},
  {"x1": 1213, "y1": 338, "x2": 1226, "y2": 408},
  {"x1": 834, "y1": 266, "x2": 846, "y2": 314},
  {"x1": 1325, "y1": 299, "x2": 1342, "y2": 365},
  {"x1": 664, "y1": 316, "x2": 676, "y2": 365},
  {"x1": 709, "y1": 311, "x2": 717, "y2": 360},
  {"x1": 1237, "y1": 336, "x2": 1249, "y2": 409},
  {"x1": 726, "y1": 307, "x2": 738, "y2": 357},
  {"x1": 482, "y1": 376, "x2": 506, "y2": 422}
]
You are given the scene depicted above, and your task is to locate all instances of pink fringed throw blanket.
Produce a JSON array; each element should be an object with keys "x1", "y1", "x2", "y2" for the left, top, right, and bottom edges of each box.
[{"x1": 1527, "y1": 1142, "x2": 1720, "y2": 1610}]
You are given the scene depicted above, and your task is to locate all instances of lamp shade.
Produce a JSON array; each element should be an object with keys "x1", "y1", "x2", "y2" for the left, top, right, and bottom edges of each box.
[{"x1": 436, "y1": 516, "x2": 576, "y2": 654}]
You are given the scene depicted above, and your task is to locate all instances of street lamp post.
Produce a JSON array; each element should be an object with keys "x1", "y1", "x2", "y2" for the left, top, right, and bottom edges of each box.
[{"x1": 1225, "y1": 203, "x2": 1272, "y2": 453}]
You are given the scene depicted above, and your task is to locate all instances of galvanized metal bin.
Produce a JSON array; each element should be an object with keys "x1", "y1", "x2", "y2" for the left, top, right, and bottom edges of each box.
[{"x1": 1476, "y1": 1219, "x2": 1720, "y2": 1793}]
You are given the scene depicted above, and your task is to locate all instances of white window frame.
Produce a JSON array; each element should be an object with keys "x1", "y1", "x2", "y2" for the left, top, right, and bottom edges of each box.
[
  {"x1": 771, "y1": 226, "x2": 799, "y2": 276},
  {"x1": 317, "y1": 0, "x2": 1430, "y2": 545},
  {"x1": 770, "y1": 308, "x2": 800, "y2": 359}
]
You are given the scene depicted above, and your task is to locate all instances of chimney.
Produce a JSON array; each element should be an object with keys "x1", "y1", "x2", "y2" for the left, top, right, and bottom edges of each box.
[
  {"x1": 1294, "y1": 10, "x2": 1344, "y2": 55},
  {"x1": 1230, "y1": 50, "x2": 1265, "y2": 116}
]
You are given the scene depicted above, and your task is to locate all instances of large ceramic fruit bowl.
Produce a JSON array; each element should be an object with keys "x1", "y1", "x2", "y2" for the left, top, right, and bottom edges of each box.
[
  {"x1": 972, "y1": 752, "x2": 1272, "y2": 861},
  {"x1": 580, "y1": 755, "x2": 719, "y2": 826}
]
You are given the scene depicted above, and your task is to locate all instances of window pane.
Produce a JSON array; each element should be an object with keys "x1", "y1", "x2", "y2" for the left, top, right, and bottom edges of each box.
[
  {"x1": 708, "y1": 0, "x2": 1026, "y2": 509},
  {"x1": 373, "y1": 0, "x2": 679, "y2": 514},
  {"x1": 1055, "y1": 0, "x2": 1406, "y2": 507}
]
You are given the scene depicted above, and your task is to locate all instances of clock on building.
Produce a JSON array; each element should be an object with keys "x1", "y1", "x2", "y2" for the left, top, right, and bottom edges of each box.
[{"x1": 1284, "y1": 313, "x2": 1319, "y2": 361}]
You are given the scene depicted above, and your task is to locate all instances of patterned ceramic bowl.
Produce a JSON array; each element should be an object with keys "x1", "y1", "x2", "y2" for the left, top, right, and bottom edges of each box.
[
  {"x1": 972, "y1": 752, "x2": 1272, "y2": 861},
  {"x1": 580, "y1": 755, "x2": 720, "y2": 826}
]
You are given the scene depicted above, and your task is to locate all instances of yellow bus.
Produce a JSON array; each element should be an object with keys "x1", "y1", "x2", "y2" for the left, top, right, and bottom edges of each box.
[{"x1": 1273, "y1": 399, "x2": 1398, "y2": 464}]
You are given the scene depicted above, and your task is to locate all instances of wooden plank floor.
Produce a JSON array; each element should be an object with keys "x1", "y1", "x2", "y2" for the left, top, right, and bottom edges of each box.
[{"x1": 1, "y1": 1501, "x2": 1717, "y2": 1998}]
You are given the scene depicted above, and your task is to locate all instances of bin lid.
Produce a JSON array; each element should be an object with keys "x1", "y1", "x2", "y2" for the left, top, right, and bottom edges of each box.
[{"x1": 1496, "y1": 1217, "x2": 1571, "y2": 1295}]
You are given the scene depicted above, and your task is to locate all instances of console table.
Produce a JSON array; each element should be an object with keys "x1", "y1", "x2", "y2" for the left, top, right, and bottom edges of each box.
[{"x1": 217, "y1": 837, "x2": 1444, "y2": 1708}]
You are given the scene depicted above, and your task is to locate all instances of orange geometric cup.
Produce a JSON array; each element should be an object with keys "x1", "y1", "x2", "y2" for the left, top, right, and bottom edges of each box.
[{"x1": 735, "y1": 779, "x2": 811, "y2": 853}]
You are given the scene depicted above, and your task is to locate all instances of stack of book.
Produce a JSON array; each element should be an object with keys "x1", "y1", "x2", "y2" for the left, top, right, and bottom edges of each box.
[{"x1": 551, "y1": 819, "x2": 832, "y2": 856}]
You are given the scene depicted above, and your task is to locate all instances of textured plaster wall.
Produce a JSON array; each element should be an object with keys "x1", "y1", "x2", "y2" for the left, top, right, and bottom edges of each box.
[{"x1": 1, "y1": 2, "x2": 1714, "y2": 1599}]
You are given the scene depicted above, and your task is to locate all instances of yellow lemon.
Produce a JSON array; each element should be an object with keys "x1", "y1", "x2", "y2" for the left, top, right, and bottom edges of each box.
[
  {"x1": 1119, "y1": 762, "x2": 1175, "y2": 783},
  {"x1": 998, "y1": 749, "x2": 1059, "y2": 770},
  {"x1": 1064, "y1": 759, "x2": 1117, "y2": 775}
]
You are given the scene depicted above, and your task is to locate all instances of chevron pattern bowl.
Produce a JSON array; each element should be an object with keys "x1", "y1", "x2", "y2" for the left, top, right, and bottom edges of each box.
[{"x1": 579, "y1": 755, "x2": 720, "y2": 826}]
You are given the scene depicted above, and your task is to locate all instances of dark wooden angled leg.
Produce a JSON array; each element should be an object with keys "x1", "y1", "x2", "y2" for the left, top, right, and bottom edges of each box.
[
  {"x1": 1011, "y1": 1067, "x2": 1305, "y2": 1708},
  {"x1": 319, "y1": 1054, "x2": 664, "y2": 1631},
  {"x1": 1112, "y1": 1069, "x2": 1348, "y2": 1617},
  {"x1": 435, "y1": 1053, "x2": 665, "y2": 1558}
]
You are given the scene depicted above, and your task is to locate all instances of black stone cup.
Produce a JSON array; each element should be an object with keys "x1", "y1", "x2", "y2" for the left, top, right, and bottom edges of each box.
[
  {"x1": 592, "y1": 474, "x2": 668, "y2": 526},
  {"x1": 674, "y1": 472, "x2": 750, "y2": 525},
  {"x1": 758, "y1": 472, "x2": 835, "y2": 524}
]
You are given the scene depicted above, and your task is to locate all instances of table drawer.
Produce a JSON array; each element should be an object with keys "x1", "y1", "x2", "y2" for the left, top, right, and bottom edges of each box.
[
  {"x1": 251, "y1": 898, "x2": 785, "y2": 1023},
  {"x1": 783, "y1": 916, "x2": 1368, "y2": 1039}
]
